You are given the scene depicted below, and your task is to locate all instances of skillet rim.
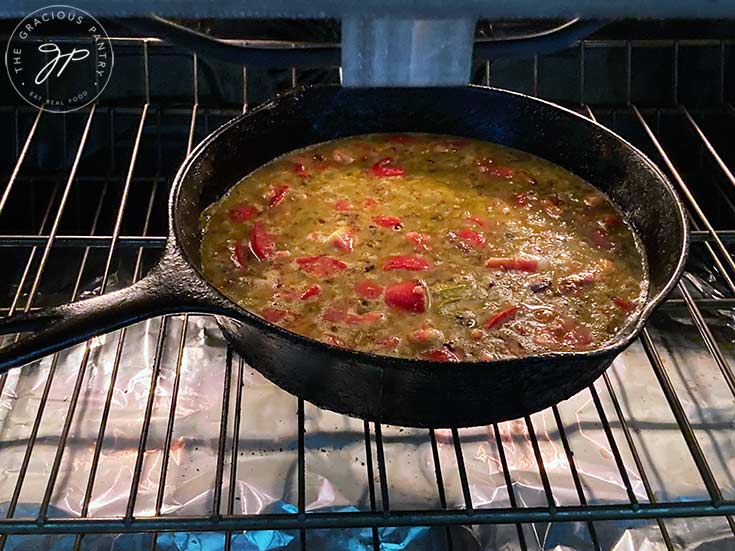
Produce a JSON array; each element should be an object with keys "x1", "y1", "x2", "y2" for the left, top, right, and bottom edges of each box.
[{"x1": 168, "y1": 83, "x2": 690, "y2": 371}]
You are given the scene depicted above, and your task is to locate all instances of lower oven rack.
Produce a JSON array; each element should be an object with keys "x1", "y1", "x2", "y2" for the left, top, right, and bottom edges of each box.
[{"x1": 0, "y1": 32, "x2": 734, "y2": 550}]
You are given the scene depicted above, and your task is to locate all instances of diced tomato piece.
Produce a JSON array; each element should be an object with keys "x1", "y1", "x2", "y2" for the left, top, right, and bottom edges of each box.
[
  {"x1": 456, "y1": 228, "x2": 486, "y2": 249},
  {"x1": 383, "y1": 255, "x2": 432, "y2": 271},
  {"x1": 268, "y1": 185, "x2": 289, "y2": 208},
  {"x1": 384, "y1": 280, "x2": 425, "y2": 313},
  {"x1": 377, "y1": 336, "x2": 401, "y2": 349},
  {"x1": 275, "y1": 288, "x2": 301, "y2": 302},
  {"x1": 250, "y1": 221, "x2": 276, "y2": 261},
  {"x1": 371, "y1": 157, "x2": 405, "y2": 177},
  {"x1": 406, "y1": 231, "x2": 431, "y2": 251},
  {"x1": 485, "y1": 165, "x2": 515, "y2": 178},
  {"x1": 543, "y1": 199, "x2": 563, "y2": 217},
  {"x1": 228, "y1": 204, "x2": 258, "y2": 222},
  {"x1": 485, "y1": 306, "x2": 519, "y2": 330},
  {"x1": 335, "y1": 199, "x2": 352, "y2": 212},
  {"x1": 558, "y1": 272, "x2": 596, "y2": 294},
  {"x1": 262, "y1": 307, "x2": 290, "y2": 324},
  {"x1": 331, "y1": 148, "x2": 355, "y2": 163},
  {"x1": 556, "y1": 319, "x2": 594, "y2": 348},
  {"x1": 423, "y1": 347, "x2": 461, "y2": 362},
  {"x1": 363, "y1": 197, "x2": 379, "y2": 209},
  {"x1": 612, "y1": 296, "x2": 636, "y2": 313},
  {"x1": 601, "y1": 214, "x2": 622, "y2": 229},
  {"x1": 326, "y1": 334, "x2": 346, "y2": 347},
  {"x1": 328, "y1": 227, "x2": 354, "y2": 253},
  {"x1": 590, "y1": 227, "x2": 614, "y2": 250},
  {"x1": 355, "y1": 280, "x2": 384, "y2": 300},
  {"x1": 386, "y1": 134, "x2": 419, "y2": 143},
  {"x1": 466, "y1": 214, "x2": 487, "y2": 227},
  {"x1": 233, "y1": 241, "x2": 248, "y2": 268},
  {"x1": 293, "y1": 162, "x2": 309, "y2": 177},
  {"x1": 322, "y1": 307, "x2": 347, "y2": 323},
  {"x1": 485, "y1": 257, "x2": 539, "y2": 272},
  {"x1": 584, "y1": 193, "x2": 604, "y2": 207},
  {"x1": 351, "y1": 311, "x2": 384, "y2": 324},
  {"x1": 296, "y1": 255, "x2": 348, "y2": 278},
  {"x1": 475, "y1": 157, "x2": 495, "y2": 172},
  {"x1": 300, "y1": 284, "x2": 321, "y2": 301},
  {"x1": 477, "y1": 157, "x2": 515, "y2": 178},
  {"x1": 412, "y1": 326, "x2": 444, "y2": 343},
  {"x1": 373, "y1": 215, "x2": 403, "y2": 228},
  {"x1": 512, "y1": 192, "x2": 530, "y2": 207}
]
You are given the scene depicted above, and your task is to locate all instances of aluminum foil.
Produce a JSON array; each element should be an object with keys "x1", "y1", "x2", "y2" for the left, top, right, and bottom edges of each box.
[{"x1": 0, "y1": 265, "x2": 734, "y2": 550}]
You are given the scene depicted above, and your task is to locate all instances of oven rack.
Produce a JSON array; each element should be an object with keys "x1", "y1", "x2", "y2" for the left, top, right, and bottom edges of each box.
[{"x1": 0, "y1": 34, "x2": 734, "y2": 550}]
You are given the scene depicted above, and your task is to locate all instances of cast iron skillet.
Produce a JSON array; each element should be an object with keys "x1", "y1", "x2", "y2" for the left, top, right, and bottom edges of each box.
[{"x1": 0, "y1": 85, "x2": 688, "y2": 428}]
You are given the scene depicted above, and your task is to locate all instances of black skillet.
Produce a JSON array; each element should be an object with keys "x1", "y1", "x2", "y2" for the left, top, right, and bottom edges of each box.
[{"x1": 0, "y1": 85, "x2": 688, "y2": 427}]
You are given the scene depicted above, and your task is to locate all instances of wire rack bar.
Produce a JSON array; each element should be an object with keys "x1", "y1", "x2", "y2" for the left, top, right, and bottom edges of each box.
[{"x1": 1, "y1": 501, "x2": 735, "y2": 534}]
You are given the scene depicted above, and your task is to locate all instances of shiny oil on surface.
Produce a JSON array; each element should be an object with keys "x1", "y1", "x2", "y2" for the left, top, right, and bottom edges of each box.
[{"x1": 200, "y1": 133, "x2": 648, "y2": 361}]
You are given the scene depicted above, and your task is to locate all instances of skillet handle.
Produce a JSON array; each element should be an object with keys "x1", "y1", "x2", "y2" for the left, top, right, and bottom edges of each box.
[{"x1": 0, "y1": 260, "x2": 235, "y2": 373}]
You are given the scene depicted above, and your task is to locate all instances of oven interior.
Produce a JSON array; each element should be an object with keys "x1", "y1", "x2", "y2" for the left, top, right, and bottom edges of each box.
[{"x1": 0, "y1": 13, "x2": 734, "y2": 551}]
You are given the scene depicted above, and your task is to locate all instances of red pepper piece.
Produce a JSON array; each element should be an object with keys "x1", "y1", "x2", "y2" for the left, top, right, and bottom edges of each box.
[
  {"x1": 268, "y1": 185, "x2": 289, "y2": 208},
  {"x1": 371, "y1": 157, "x2": 405, "y2": 177},
  {"x1": 485, "y1": 306, "x2": 519, "y2": 330},
  {"x1": 250, "y1": 221, "x2": 276, "y2": 261},
  {"x1": 293, "y1": 162, "x2": 309, "y2": 177},
  {"x1": 228, "y1": 204, "x2": 258, "y2": 222},
  {"x1": 377, "y1": 336, "x2": 401, "y2": 349},
  {"x1": 466, "y1": 214, "x2": 487, "y2": 227},
  {"x1": 233, "y1": 241, "x2": 248, "y2": 268},
  {"x1": 456, "y1": 228, "x2": 486, "y2": 249},
  {"x1": 328, "y1": 227, "x2": 354, "y2": 253},
  {"x1": 423, "y1": 347, "x2": 461, "y2": 362},
  {"x1": 384, "y1": 280, "x2": 425, "y2": 313},
  {"x1": 612, "y1": 296, "x2": 635, "y2": 313},
  {"x1": 486, "y1": 257, "x2": 539, "y2": 272},
  {"x1": 406, "y1": 231, "x2": 431, "y2": 251},
  {"x1": 355, "y1": 280, "x2": 384, "y2": 300},
  {"x1": 262, "y1": 307, "x2": 290, "y2": 324},
  {"x1": 335, "y1": 199, "x2": 352, "y2": 212},
  {"x1": 362, "y1": 197, "x2": 379, "y2": 209},
  {"x1": 350, "y1": 311, "x2": 384, "y2": 324},
  {"x1": 300, "y1": 284, "x2": 321, "y2": 301},
  {"x1": 373, "y1": 215, "x2": 403, "y2": 229},
  {"x1": 601, "y1": 214, "x2": 622, "y2": 229},
  {"x1": 383, "y1": 255, "x2": 432, "y2": 271},
  {"x1": 591, "y1": 227, "x2": 614, "y2": 250},
  {"x1": 296, "y1": 255, "x2": 348, "y2": 278}
]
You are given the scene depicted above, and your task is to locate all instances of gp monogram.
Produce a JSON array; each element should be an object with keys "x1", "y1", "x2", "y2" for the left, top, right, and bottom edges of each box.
[{"x1": 4, "y1": 5, "x2": 113, "y2": 112}]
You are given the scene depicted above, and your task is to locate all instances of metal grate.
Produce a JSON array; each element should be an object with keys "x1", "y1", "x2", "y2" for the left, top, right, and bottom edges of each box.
[{"x1": 0, "y1": 30, "x2": 735, "y2": 550}]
